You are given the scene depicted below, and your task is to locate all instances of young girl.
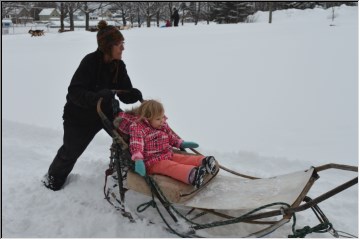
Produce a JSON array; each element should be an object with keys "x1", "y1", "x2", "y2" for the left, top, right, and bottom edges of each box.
[{"x1": 116, "y1": 100, "x2": 216, "y2": 188}]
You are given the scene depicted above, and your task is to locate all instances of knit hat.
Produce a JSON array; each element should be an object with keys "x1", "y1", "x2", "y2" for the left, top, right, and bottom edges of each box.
[{"x1": 97, "y1": 20, "x2": 124, "y2": 55}]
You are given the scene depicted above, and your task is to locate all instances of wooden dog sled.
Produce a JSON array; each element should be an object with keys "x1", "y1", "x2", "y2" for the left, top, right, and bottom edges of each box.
[{"x1": 98, "y1": 98, "x2": 358, "y2": 238}]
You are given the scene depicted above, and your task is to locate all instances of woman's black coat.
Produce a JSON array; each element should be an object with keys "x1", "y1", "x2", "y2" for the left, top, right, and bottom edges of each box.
[{"x1": 63, "y1": 49, "x2": 137, "y2": 124}]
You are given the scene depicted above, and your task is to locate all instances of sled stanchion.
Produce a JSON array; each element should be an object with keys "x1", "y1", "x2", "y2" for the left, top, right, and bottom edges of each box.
[
  {"x1": 97, "y1": 98, "x2": 136, "y2": 223},
  {"x1": 287, "y1": 177, "x2": 358, "y2": 214}
]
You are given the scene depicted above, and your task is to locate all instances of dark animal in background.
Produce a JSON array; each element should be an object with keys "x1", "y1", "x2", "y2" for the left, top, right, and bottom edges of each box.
[{"x1": 28, "y1": 29, "x2": 44, "y2": 37}]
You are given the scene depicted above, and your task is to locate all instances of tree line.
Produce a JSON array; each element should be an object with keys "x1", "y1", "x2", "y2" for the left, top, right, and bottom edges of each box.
[{"x1": 2, "y1": 2, "x2": 357, "y2": 30}]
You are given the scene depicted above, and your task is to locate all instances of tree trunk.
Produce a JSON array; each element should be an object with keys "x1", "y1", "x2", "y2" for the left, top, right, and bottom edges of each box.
[
  {"x1": 195, "y1": 2, "x2": 201, "y2": 25},
  {"x1": 84, "y1": 3, "x2": 89, "y2": 30},
  {"x1": 156, "y1": 11, "x2": 160, "y2": 27},
  {"x1": 122, "y1": 9, "x2": 127, "y2": 26},
  {"x1": 181, "y1": 9, "x2": 185, "y2": 25},
  {"x1": 269, "y1": 2, "x2": 273, "y2": 24},
  {"x1": 130, "y1": 15, "x2": 134, "y2": 27},
  {"x1": 69, "y1": 5, "x2": 74, "y2": 31},
  {"x1": 85, "y1": 12, "x2": 89, "y2": 30},
  {"x1": 137, "y1": 10, "x2": 141, "y2": 28},
  {"x1": 146, "y1": 15, "x2": 151, "y2": 27},
  {"x1": 60, "y1": 2, "x2": 65, "y2": 31}
]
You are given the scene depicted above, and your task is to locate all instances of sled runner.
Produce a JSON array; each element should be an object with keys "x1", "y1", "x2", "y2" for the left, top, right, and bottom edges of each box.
[{"x1": 98, "y1": 98, "x2": 358, "y2": 238}]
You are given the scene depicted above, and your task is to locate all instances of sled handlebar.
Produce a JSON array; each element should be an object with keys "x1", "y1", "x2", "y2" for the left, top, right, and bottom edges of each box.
[{"x1": 97, "y1": 98, "x2": 129, "y2": 150}]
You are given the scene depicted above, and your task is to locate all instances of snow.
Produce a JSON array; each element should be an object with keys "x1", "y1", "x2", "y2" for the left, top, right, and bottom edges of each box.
[
  {"x1": 39, "y1": 8, "x2": 57, "y2": 16},
  {"x1": 2, "y1": 5, "x2": 358, "y2": 238}
]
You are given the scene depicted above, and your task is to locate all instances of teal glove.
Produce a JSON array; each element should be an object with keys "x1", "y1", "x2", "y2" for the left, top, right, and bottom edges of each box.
[
  {"x1": 134, "y1": 160, "x2": 146, "y2": 176},
  {"x1": 180, "y1": 141, "x2": 199, "y2": 149}
]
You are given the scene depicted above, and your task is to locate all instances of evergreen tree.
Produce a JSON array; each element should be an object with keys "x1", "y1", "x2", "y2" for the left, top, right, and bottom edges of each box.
[{"x1": 212, "y1": 2, "x2": 254, "y2": 24}]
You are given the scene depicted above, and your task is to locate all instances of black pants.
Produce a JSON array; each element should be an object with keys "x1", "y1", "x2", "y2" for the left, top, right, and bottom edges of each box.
[{"x1": 47, "y1": 120, "x2": 104, "y2": 188}]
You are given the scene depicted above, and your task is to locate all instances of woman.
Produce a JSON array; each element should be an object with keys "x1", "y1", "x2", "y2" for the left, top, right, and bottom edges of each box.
[{"x1": 43, "y1": 20, "x2": 143, "y2": 191}]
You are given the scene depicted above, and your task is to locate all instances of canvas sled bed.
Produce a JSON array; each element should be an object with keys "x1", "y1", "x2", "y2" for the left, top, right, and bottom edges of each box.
[{"x1": 97, "y1": 98, "x2": 358, "y2": 238}]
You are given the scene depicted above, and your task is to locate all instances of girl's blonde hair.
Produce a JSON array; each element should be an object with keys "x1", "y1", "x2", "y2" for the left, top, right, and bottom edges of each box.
[{"x1": 136, "y1": 100, "x2": 164, "y2": 121}]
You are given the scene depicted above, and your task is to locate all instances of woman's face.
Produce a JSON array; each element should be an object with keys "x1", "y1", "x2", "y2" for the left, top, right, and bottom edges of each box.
[
  {"x1": 150, "y1": 113, "x2": 165, "y2": 129},
  {"x1": 111, "y1": 40, "x2": 125, "y2": 60}
]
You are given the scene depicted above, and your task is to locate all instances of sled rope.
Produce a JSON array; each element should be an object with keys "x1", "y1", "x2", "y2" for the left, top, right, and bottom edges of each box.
[
  {"x1": 137, "y1": 200, "x2": 156, "y2": 212},
  {"x1": 288, "y1": 221, "x2": 333, "y2": 238},
  {"x1": 289, "y1": 196, "x2": 357, "y2": 238},
  {"x1": 148, "y1": 189, "x2": 194, "y2": 238}
]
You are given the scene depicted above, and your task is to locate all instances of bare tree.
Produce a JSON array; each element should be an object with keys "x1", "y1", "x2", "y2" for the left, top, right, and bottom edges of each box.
[
  {"x1": 126, "y1": 3, "x2": 137, "y2": 27},
  {"x1": 188, "y1": 2, "x2": 202, "y2": 25},
  {"x1": 2, "y1": 2, "x2": 33, "y2": 21},
  {"x1": 34, "y1": 2, "x2": 57, "y2": 9},
  {"x1": 78, "y1": 2, "x2": 109, "y2": 30},
  {"x1": 201, "y1": 2, "x2": 212, "y2": 24},
  {"x1": 135, "y1": 3, "x2": 142, "y2": 27},
  {"x1": 2, "y1": 2, "x2": 17, "y2": 20},
  {"x1": 179, "y1": 2, "x2": 188, "y2": 26},
  {"x1": 111, "y1": 2, "x2": 133, "y2": 26},
  {"x1": 66, "y1": 2, "x2": 78, "y2": 31},
  {"x1": 137, "y1": 2, "x2": 160, "y2": 27},
  {"x1": 59, "y1": 2, "x2": 69, "y2": 32},
  {"x1": 155, "y1": 2, "x2": 167, "y2": 27}
]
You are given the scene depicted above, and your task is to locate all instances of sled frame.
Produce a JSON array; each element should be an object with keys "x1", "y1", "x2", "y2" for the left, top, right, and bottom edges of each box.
[{"x1": 97, "y1": 98, "x2": 358, "y2": 237}]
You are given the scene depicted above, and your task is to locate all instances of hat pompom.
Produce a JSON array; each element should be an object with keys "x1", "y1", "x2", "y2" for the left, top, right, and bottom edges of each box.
[{"x1": 98, "y1": 20, "x2": 108, "y2": 30}]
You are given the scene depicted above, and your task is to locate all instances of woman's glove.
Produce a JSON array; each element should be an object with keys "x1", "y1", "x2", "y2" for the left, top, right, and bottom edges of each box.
[
  {"x1": 117, "y1": 88, "x2": 143, "y2": 104},
  {"x1": 180, "y1": 141, "x2": 199, "y2": 149},
  {"x1": 98, "y1": 89, "x2": 115, "y2": 100},
  {"x1": 134, "y1": 160, "x2": 146, "y2": 176}
]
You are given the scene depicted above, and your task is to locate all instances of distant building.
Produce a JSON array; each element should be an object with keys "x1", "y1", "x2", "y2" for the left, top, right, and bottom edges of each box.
[
  {"x1": 5, "y1": 7, "x2": 33, "y2": 24},
  {"x1": 29, "y1": 7, "x2": 43, "y2": 21},
  {"x1": 73, "y1": 10, "x2": 85, "y2": 21},
  {"x1": 90, "y1": 12, "x2": 99, "y2": 20},
  {"x1": 2, "y1": 19, "x2": 13, "y2": 34},
  {"x1": 2, "y1": 19, "x2": 13, "y2": 27},
  {"x1": 39, "y1": 8, "x2": 60, "y2": 21}
]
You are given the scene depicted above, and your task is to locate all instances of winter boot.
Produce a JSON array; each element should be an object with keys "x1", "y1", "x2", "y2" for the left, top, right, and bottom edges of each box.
[
  {"x1": 41, "y1": 174, "x2": 65, "y2": 191},
  {"x1": 192, "y1": 166, "x2": 207, "y2": 189},
  {"x1": 202, "y1": 156, "x2": 216, "y2": 175}
]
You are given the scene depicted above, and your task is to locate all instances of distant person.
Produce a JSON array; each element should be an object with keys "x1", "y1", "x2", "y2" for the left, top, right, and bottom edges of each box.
[
  {"x1": 42, "y1": 20, "x2": 143, "y2": 191},
  {"x1": 116, "y1": 100, "x2": 217, "y2": 188},
  {"x1": 171, "y1": 8, "x2": 180, "y2": 27},
  {"x1": 165, "y1": 20, "x2": 171, "y2": 27},
  {"x1": 161, "y1": 20, "x2": 172, "y2": 28}
]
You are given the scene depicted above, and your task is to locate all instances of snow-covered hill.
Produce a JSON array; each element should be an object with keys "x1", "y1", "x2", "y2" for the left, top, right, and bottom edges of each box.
[{"x1": 2, "y1": 5, "x2": 358, "y2": 237}]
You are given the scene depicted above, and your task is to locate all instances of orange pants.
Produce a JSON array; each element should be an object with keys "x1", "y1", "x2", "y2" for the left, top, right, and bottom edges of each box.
[{"x1": 147, "y1": 153, "x2": 204, "y2": 184}]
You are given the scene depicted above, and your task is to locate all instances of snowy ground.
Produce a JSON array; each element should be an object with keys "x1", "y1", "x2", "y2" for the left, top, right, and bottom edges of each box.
[{"x1": 2, "y1": 5, "x2": 358, "y2": 238}]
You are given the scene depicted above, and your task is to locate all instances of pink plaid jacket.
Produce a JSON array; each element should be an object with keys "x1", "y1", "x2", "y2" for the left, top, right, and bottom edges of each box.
[{"x1": 117, "y1": 112, "x2": 183, "y2": 168}]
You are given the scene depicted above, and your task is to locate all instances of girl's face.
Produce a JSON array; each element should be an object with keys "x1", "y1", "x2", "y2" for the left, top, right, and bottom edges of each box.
[
  {"x1": 149, "y1": 112, "x2": 165, "y2": 129},
  {"x1": 111, "y1": 41, "x2": 125, "y2": 60}
]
